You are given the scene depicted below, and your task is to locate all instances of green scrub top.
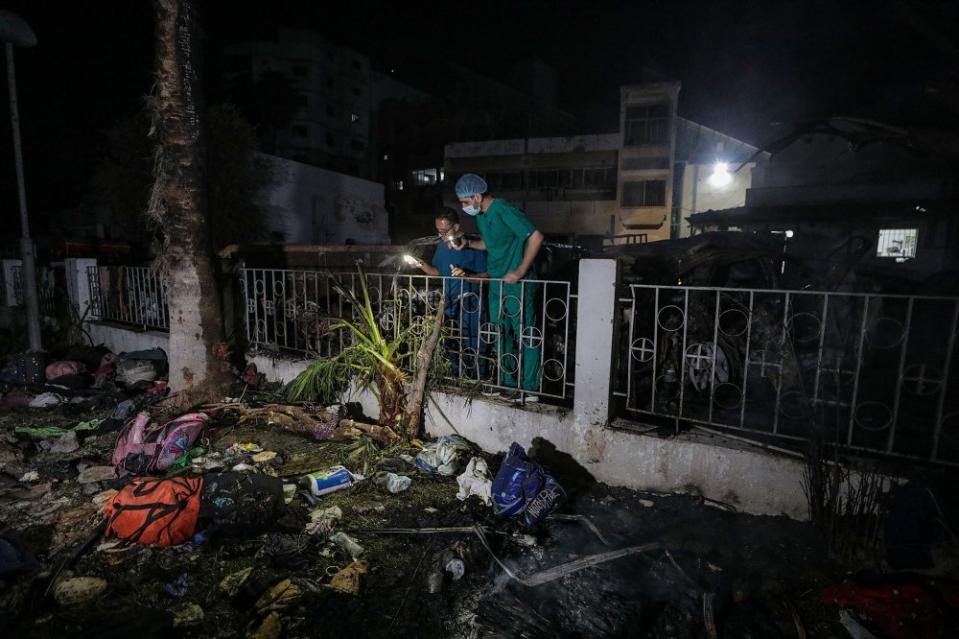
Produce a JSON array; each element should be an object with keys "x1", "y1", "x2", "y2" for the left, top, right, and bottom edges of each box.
[{"x1": 475, "y1": 199, "x2": 537, "y2": 278}]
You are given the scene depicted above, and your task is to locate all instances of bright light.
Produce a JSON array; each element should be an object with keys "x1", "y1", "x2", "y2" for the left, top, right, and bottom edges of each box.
[
  {"x1": 403, "y1": 254, "x2": 419, "y2": 266},
  {"x1": 785, "y1": 230, "x2": 794, "y2": 238},
  {"x1": 708, "y1": 162, "x2": 732, "y2": 188}
]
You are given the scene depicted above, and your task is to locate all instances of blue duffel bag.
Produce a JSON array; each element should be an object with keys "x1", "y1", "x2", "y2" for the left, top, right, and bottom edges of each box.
[{"x1": 491, "y1": 442, "x2": 566, "y2": 526}]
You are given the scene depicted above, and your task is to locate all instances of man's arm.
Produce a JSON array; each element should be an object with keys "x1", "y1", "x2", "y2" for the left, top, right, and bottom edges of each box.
[
  {"x1": 503, "y1": 230, "x2": 543, "y2": 283},
  {"x1": 456, "y1": 237, "x2": 485, "y2": 251},
  {"x1": 416, "y1": 260, "x2": 439, "y2": 276}
]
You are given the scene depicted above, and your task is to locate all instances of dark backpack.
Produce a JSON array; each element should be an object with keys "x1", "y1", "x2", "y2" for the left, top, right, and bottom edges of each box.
[{"x1": 199, "y1": 473, "x2": 286, "y2": 537}]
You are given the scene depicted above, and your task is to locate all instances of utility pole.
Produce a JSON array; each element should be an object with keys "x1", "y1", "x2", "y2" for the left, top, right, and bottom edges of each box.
[{"x1": 1, "y1": 11, "x2": 41, "y2": 353}]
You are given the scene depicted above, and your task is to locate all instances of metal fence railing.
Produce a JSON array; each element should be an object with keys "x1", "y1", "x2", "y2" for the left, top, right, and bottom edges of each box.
[
  {"x1": 242, "y1": 269, "x2": 575, "y2": 402},
  {"x1": 87, "y1": 265, "x2": 169, "y2": 330},
  {"x1": 12, "y1": 264, "x2": 59, "y2": 316},
  {"x1": 615, "y1": 284, "x2": 959, "y2": 466}
]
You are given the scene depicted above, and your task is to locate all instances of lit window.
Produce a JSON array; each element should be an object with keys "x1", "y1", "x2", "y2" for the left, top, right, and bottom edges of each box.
[
  {"x1": 351, "y1": 112, "x2": 361, "y2": 123},
  {"x1": 393, "y1": 180, "x2": 404, "y2": 191},
  {"x1": 383, "y1": 153, "x2": 389, "y2": 161},
  {"x1": 877, "y1": 228, "x2": 918, "y2": 260},
  {"x1": 412, "y1": 168, "x2": 439, "y2": 186}
]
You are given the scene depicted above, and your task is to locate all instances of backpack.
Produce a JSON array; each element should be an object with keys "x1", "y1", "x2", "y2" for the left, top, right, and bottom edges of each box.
[
  {"x1": 492, "y1": 443, "x2": 547, "y2": 516},
  {"x1": 491, "y1": 442, "x2": 566, "y2": 526},
  {"x1": 112, "y1": 412, "x2": 208, "y2": 475},
  {"x1": 102, "y1": 476, "x2": 204, "y2": 546},
  {"x1": 199, "y1": 473, "x2": 286, "y2": 537}
]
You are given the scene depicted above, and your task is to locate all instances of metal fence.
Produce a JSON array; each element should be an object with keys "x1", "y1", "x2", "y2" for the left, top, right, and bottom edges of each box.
[
  {"x1": 87, "y1": 265, "x2": 169, "y2": 330},
  {"x1": 12, "y1": 264, "x2": 59, "y2": 316},
  {"x1": 242, "y1": 269, "x2": 575, "y2": 401},
  {"x1": 615, "y1": 284, "x2": 959, "y2": 465}
]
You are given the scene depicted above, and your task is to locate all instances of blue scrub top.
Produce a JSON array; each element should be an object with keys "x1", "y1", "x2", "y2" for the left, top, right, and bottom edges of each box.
[{"x1": 431, "y1": 243, "x2": 487, "y2": 308}]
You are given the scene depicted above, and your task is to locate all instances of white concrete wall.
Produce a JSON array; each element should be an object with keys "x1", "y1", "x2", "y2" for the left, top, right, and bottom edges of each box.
[
  {"x1": 679, "y1": 163, "x2": 754, "y2": 237},
  {"x1": 258, "y1": 153, "x2": 390, "y2": 245},
  {"x1": 86, "y1": 322, "x2": 169, "y2": 355},
  {"x1": 248, "y1": 350, "x2": 810, "y2": 519}
]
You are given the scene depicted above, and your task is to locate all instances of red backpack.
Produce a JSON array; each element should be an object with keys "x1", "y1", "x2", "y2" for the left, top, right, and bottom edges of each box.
[
  {"x1": 102, "y1": 476, "x2": 203, "y2": 546},
  {"x1": 112, "y1": 412, "x2": 208, "y2": 475}
]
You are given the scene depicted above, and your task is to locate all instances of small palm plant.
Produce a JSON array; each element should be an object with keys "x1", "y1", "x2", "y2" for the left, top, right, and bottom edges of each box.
[{"x1": 286, "y1": 266, "x2": 444, "y2": 440}]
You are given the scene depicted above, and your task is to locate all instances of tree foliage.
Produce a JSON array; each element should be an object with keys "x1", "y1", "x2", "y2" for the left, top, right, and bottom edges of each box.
[
  {"x1": 91, "y1": 103, "x2": 271, "y2": 250},
  {"x1": 285, "y1": 267, "x2": 447, "y2": 440}
]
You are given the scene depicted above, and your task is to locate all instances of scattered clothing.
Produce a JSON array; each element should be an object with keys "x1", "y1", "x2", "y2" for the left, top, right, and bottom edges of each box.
[
  {"x1": 45, "y1": 360, "x2": 86, "y2": 380},
  {"x1": 28, "y1": 392, "x2": 65, "y2": 408},
  {"x1": 456, "y1": 456, "x2": 492, "y2": 505},
  {"x1": 416, "y1": 435, "x2": 471, "y2": 476}
]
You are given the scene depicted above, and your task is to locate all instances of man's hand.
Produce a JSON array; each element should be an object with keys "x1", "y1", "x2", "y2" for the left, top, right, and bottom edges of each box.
[
  {"x1": 503, "y1": 269, "x2": 524, "y2": 283},
  {"x1": 451, "y1": 266, "x2": 465, "y2": 277}
]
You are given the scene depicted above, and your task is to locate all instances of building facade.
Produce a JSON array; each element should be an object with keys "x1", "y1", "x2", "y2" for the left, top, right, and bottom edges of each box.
[
  {"x1": 257, "y1": 153, "x2": 390, "y2": 245},
  {"x1": 443, "y1": 83, "x2": 764, "y2": 244}
]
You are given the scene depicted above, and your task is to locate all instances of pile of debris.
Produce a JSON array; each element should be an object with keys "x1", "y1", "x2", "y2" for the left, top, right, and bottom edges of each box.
[{"x1": 2, "y1": 363, "x2": 955, "y2": 638}]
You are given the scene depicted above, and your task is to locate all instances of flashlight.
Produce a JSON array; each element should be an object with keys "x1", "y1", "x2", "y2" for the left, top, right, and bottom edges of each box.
[{"x1": 403, "y1": 254, "x2": 419, "y2": 266}]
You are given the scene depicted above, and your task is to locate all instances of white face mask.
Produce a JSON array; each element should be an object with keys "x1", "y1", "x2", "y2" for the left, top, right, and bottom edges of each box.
[{"x1": 461, "y1": 196, "x2": 481, "y2": 216}]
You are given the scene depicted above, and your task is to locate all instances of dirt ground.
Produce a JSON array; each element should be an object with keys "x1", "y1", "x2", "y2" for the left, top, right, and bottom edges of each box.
[{"x1": 0, "y1": 397, "x2": 858, "y2": 638}]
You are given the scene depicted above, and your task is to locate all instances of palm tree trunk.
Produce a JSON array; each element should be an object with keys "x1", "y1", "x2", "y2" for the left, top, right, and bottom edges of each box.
[
  {"x1": 404, "y1": 298, "x2": 445, "y2": 438},
  {"x1": 150, "y1": 0, "x2": 231, "y2": 401}
]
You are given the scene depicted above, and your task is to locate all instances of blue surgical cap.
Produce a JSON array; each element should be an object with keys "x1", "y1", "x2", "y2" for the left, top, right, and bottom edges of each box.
[{"x1": 454, "y1": 173, "x2": 488, "y2": 198}]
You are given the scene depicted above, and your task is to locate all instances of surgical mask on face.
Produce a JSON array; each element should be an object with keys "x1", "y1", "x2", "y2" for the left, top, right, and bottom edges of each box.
[{"x1": 462, "y1": 196, "x2": 481, "y2": 216}]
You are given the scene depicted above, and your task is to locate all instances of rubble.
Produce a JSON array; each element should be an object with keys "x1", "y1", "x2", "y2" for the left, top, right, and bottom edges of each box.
[
  {"x1": 52, "y1": 576, "x2": 108, "y2": 606},
  {"x1": 0, "y1": 384, "x2": 907, "y2": 638}
]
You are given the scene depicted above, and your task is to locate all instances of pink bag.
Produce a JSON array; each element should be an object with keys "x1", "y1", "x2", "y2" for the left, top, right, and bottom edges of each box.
[
  {"x1": 112, "y1": 412, "x2": 208, "y2": 475},
  {"x1": 45, "y1": 360, "x2": 86, "y2": 380}
]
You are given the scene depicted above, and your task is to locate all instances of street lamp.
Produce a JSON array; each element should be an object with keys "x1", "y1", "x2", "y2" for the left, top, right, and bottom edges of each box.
[
  {"x1": 708, "y1": 161, "x2": 732, "y2": 188},
  {"x1": 0, "y1": 10, "x2": 42, "y2": 353}
]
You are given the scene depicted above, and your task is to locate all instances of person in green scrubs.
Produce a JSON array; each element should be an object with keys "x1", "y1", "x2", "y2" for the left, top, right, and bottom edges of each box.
[{"x1": 453, "y1": 174, "x2": 544, "y2": 399}]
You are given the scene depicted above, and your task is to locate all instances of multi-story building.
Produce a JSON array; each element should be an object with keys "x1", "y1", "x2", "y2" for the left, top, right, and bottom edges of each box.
[
  {"x1": 443, "y1": 82, "x2": 765, "y2": 244},
  {"x1": 220, "y1": 29, "x2": 426, "y2": 179}
]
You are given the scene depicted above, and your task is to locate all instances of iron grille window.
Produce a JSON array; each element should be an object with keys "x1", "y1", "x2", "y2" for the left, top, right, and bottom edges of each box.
[
  {"x1": 621, "y1": 180, "x2": 667, "y2": 207},
  {"x1": 622, "y1": 156, "x2": 670, "y2": 171},
  {"x1": 624, "y1": 103, "x2": 670, "y2": 146},
  {"x1": 877, "y1": 228, "x2": 918, "y2": 259}
]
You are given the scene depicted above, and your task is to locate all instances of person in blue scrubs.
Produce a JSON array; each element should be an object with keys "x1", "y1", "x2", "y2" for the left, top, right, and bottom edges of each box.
[{"x1": 411, "y1": 208, "x2": 488, "y2": 376}]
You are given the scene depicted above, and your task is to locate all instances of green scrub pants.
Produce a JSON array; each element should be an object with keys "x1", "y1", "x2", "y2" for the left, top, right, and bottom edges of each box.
[{"x1": 488, "y1": 279, "x2": 541, "y2": 392}]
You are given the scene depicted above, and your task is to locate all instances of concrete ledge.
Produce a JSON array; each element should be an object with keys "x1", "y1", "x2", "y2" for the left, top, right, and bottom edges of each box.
[
  {"x1": 86, "y1": 321, "x2": 169, "y2": 354},
  {"x1": 249, "y1": 351, "x2": 810, "y2": 520}
]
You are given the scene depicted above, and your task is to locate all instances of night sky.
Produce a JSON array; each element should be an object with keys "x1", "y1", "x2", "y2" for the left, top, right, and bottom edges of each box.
[{"x1": 1, "y1": 0, "x2": 956, "y2": 227}]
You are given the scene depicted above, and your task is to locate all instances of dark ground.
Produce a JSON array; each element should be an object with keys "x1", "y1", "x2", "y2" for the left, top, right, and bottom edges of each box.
[{"x1": 1, "y1": 402, "x2": 856, "y2": 638}]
